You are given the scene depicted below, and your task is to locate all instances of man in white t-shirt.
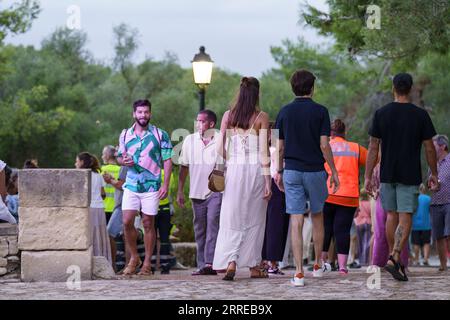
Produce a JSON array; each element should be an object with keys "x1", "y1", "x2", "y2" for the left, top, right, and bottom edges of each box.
[{"x1": 177, "y1": 110, "x2": 223, "y2": 275}]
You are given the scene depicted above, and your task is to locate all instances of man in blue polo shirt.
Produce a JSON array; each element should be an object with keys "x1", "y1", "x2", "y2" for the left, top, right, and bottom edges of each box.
[{"x1": 274, "y1": 69, "x2": 340, "y2": 287}]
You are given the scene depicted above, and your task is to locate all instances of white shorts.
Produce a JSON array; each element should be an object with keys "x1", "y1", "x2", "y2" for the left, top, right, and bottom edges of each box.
[{"x1": 122, "y1": 188, "x2": 160, "y2": 216}]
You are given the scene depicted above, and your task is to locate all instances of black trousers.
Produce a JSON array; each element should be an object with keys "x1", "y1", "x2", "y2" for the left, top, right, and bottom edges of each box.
[
  {"x1": 151, "y1": 204, "x2": 176, "y2": 270},
  {"x1": 262, "y1": 179, "x2": 290, "y2": 261},
  {"x1": 323, "y1": 202, "x2": 357, "y2": 255}
]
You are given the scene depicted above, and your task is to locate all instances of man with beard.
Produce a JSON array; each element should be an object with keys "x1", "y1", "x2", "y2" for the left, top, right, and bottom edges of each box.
[{"x1": 117, "y1": 99, "x2": 173, "y2": 275}]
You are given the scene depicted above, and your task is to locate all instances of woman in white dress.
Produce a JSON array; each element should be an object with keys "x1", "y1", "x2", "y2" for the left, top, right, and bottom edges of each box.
[
  {"x1": 212, "y1": 77, "x2": 272, "y2": 280},
  {"x1": 75, "y1": 152, "x2": 112, "y2": 264}
]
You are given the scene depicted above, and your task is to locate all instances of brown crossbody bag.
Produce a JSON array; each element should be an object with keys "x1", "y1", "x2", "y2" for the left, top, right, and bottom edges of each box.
[{"x1": 208, "y1": 165, "x2": 225, "y2": 192}]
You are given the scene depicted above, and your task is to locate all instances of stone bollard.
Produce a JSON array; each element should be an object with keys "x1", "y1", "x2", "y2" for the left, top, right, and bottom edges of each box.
[{"x1": 18, "y1": 169, "x2": 93, "y2": 282}]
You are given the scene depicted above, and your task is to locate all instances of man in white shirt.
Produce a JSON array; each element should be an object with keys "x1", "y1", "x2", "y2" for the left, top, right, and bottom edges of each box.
[{"x1": 177, "y1": 110, "x2": 222, "y2": 275}]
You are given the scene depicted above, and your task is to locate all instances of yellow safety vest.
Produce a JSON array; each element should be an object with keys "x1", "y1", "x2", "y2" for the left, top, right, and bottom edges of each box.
[{"x1": 101, "y1": 164, "x2": 121, "y2": 213}]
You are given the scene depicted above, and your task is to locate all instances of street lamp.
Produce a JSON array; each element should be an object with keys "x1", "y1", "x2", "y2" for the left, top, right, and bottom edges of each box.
[{"x1": 192, "y1": 46, "x2": 213, "y2": 111}]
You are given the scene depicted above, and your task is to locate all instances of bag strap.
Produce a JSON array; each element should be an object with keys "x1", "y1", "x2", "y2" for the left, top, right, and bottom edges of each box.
[
  {"x1": 214, "y1": 131, "x2": 228, "y2": 172},
  {"x1": 153, "y1": 125, "x2": 162, "y2": 148},
  {"x1": 152, "y1": 125, "x2": 164, "y2": 167}
]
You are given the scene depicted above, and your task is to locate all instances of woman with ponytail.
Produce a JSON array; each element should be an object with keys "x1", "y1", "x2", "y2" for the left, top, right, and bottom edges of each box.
[{"x1": 213, "y1": 77, "x2": 272, "y2": 280}]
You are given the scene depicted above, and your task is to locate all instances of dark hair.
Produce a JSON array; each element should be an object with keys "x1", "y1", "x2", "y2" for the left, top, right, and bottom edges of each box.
[
  {"x1": 133, "y1": 99, "x2": 152, "y2": 112},
  {"x1": 23, "y1": 159, "x2": 39, "y2": 169},
  {"x1": 331, "y1": 119, "x2": 346, "y2": 137},
  {"x1": 393, "y1": 73, "x2": 413, "y2": 96},
  {"x1": 229, "y1": 77, "x2": 260, "y2": 129},
  {"x1": 6, "y1": 168, "x2": 18, "y2": 194},
  {"x1": 77, "y1": 152, "x2": 101, "y2": 173},
  {"x1": 3, "y1": 165, "x2": 12, "y2": 188},
  {"x1": 268, "y1": 121, "x2": 275, "y2": 146},
  {"x1": 198, "y1": 109, "x2": 217, "y2": 126},
  {"x1": 290, "y1": 69, "x2": 316, "y2": 96}
]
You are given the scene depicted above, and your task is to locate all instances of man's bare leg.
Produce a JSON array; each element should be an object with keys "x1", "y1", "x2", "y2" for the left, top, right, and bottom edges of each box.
[
  {"x1": 423, "y1": 243, "x2": 430, "y2": 264},
  {"x1": 123, "y1": 210, "x2": 139, "y2": 263},
  {"x1": 391, "y1": 213, "x2": 412, "y2": 263},
  {"x1": 141, "y1": 214, "x2": 157, "y2": 269},
  {"x1": 437, "y1": 238, "x2": 448, "y2": 271},
  {"x1": 413, "y1": 245, "x2": 420, "y2": 265},
  {"x1": 386, "y1": 211, "x2": 399, "y2": 256},
  {"x1": 290, "y1": 214, "x2": 305, "y2": 274},
  {"x1": 311, "y1": 212, "x2": 324, "y2": 266}
]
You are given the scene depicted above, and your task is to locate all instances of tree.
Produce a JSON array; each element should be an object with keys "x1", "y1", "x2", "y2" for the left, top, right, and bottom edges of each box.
[
  {"x1": 297, "y1": 0, "x2": 450, "y2": 144},
  {"x1": 0, "y1": 0, "x2": 40, "y2": 44},
  {"x1": 0, "y1": 0, "x2": 40, "y2": 79},
  {"x1": 41, "y1": 27, "x2": 91, "y2": 83},
  {"x1": 301, "y1": 0, "x2": 449, "y2": 66},
  {"x1": 270, "y1": 38, "x2": 371, "y2": 121},
  {"x1": 112, "y1": 23, "x2": 140, "y2": 103}
]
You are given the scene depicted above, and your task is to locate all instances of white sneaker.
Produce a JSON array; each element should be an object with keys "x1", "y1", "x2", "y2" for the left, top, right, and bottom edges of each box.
[
  {"x1": 322, "y1": 262, "x2": 332, "y2": 275},
  {"x1": 290, "y1": 273, "x2": 305, "y2": 287},
  {"x1": 312, "y1": 264, "x2": 323, "y2": 277}
]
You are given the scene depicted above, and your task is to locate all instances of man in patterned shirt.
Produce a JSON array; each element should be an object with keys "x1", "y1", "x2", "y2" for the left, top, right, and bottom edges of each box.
[
  {"x1": 431, "y1": 134, "x2": 450, "y2": 271},
  {"x1": 117, "y1": 99, "x2": 173, "y2": 275}
]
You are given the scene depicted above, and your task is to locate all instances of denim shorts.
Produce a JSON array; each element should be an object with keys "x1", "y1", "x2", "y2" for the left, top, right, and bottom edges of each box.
[
  {"x1": 283, "y1": 169, "x2": 328, "y2": 214},
  {"x1": 430, "y1": 204, "x2": 450, "y2": 240},
  {"x1": 107, "y1": 206, "x2": 142, "y2": 238},
  {"x1": 380, "y1": 183, "x2": 419, "y2": 213},
  {"x1": 107, "y1": 207, "x2": 122, "y2": 238}
]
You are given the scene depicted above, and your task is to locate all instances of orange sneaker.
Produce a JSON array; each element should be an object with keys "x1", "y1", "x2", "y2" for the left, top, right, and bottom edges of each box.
[{"x1": 291, "y1": 272, "x2": 305, "y2": 286}]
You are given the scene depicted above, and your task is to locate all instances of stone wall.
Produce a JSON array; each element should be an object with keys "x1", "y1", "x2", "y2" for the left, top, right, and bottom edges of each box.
[
  {"x1": 0, "y1": 224, "x2": 19, "y2": 279},
  {"x1": 18, "y1": 169, "x2": 93, "y2": 282}
]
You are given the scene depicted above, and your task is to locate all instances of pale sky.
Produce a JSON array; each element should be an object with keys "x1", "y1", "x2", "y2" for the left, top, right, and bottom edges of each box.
[{"x1": 4, "y1": 0, "x2": 330, "y2": 76}]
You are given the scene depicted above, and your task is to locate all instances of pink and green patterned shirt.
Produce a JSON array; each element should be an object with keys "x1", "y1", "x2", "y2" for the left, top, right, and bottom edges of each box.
[{"x1": 118, "y1": 124, "x2": 173, "y2": 193}]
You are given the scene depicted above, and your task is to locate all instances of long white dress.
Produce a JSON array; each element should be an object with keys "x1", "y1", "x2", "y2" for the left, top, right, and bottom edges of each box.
[{"x1": 212, "y1": 117, "x2": 268, "y2": 270}]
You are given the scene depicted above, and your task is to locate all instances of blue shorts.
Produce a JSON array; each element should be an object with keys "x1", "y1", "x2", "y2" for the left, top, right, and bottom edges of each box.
[
  {"x1": 283, "y1": 169, "x2": 328, "y2": 214},
  {"x1": 107, "y1": 207, "x2": 123, "y2": 238}
]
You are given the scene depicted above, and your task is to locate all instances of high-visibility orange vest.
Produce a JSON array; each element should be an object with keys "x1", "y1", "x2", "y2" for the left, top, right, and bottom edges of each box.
[{"x1": 325, "y1": 137, "x2": 361, "y2": 198}]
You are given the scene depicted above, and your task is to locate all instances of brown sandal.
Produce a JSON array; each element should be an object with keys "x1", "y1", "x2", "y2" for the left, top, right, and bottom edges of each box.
[
  {"x1": 250, "y1": 267, "x2": 269, "y2": 278},
  {"x1": 122, "y1": 258, "x2": 142, "y2": 275},
  {"x1": 137, "y1": 264, "x2": 153, "y2": 276},
  {"x1": 222, "y1": 263, "x2": 236, "y2": 281},
  {"x1": 222, "y1": 268, "x2": 236, "y2": 281}
]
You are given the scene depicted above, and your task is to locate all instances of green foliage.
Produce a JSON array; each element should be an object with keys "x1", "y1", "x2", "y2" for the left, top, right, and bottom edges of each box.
[
  {"x1": 417, "y1": 51, "x2": 450, "y2": 139},
  {"x1": 294, "y1": 0, "x2": 449, "y2": 146},
  {"x1": 0, "y1": 0, "x2": 40, "y2": 44},
  {"x1": 270, "y1": 38, "x2": 374, "y2": 139},
  {"x1": 301, "y1": 0, "x2": 450, "y2": 67}
]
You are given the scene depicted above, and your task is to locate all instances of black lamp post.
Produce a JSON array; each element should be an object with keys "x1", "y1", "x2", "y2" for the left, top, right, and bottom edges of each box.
[{"x1": 192, "y1": 46, "x2": 213, "y2": 111}]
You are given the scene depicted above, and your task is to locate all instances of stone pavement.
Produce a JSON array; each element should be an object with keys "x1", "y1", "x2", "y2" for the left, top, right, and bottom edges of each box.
[{"x1": 0, "y1": 266, "x2": 449, "y2": 300}]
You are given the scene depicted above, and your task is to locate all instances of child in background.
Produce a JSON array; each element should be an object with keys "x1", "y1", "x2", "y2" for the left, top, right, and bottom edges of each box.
[{"x1": 411, "y1": 184, "x2": 432, "y2": 266}]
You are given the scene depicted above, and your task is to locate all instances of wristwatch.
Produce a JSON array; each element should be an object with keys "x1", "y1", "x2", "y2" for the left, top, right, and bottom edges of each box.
[{"x1": 277, "y1": 169, "x2": 284, "y2": 174}]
